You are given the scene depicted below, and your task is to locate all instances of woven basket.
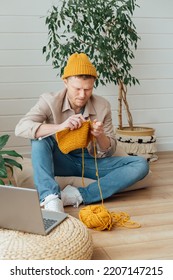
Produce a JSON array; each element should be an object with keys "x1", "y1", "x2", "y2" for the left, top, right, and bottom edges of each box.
[
  {"x1": 116, "y1": 126, "x2": 157, "y2": 158},
  {"x1": 0, "y1": 215, "x2": 93, "y2": 260},
  {"x1": 56, "y1": 121, "x2": 92, "y2": 154},
  {"x1": 116, "y1": 126, "x2": 155, "y2": 136}
]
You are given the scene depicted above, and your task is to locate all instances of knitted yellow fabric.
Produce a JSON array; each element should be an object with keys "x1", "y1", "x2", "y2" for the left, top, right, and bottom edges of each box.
[
  {"x1": 56, "y1": 122, "x2": 141, "y2": 231},
  {"x1": 62, "y1": 53, "x2": 97, "y2": 79},
  {"x1": 55, "y1": 121, "x2": 92, "y2": 154}
]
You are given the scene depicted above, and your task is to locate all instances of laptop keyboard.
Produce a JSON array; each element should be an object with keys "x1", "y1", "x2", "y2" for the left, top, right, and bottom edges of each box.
[{"x1": 43, "y1": 218, "x2": 57, "y2": 230}]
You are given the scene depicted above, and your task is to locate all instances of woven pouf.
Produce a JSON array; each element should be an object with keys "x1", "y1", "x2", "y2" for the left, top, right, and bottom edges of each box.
[{"x1": 0, "y1": 215, "x2": 93, "y2": 260}]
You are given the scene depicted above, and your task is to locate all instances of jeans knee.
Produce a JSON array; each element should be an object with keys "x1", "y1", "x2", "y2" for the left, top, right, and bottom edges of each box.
[
  {"x1": 31, "y1": 137, "x2": 54, "y2": 154},
  {"x1": 138, "y1": 156, "x2": 150, "y2": 176}
]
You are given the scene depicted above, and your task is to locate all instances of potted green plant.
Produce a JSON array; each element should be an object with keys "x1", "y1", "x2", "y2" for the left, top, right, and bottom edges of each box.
[
  {"x1": 0, "y1": 134, "x2": 23, "y2": 185},
  {"x1": 43, "y1": 0, "x2": 156, "y2": 158}
]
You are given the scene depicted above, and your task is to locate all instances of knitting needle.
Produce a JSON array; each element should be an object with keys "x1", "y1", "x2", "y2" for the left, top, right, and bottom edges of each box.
[{"x1": 38, "y1": 131, "x2": 58, "y2": 141}]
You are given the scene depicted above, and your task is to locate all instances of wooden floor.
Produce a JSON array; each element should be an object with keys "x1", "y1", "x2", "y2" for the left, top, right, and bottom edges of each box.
[{"x1": 66, "y1": 151, "x2": 173, "y2": 260}]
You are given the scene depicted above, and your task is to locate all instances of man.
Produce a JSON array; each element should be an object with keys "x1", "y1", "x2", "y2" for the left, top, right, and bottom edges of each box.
[{"x1": 15, "y1": 53, "x2": 149, "y2": 212}]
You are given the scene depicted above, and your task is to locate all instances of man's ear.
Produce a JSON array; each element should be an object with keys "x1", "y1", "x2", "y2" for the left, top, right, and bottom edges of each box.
[{"x1": 63, "y1": 78, "x2": 68, "y2": 87}]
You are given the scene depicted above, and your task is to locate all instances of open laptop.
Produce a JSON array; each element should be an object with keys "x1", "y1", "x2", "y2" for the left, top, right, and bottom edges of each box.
[{"x1": 0, "y1": 185, "x2": 67, "y2": 235}]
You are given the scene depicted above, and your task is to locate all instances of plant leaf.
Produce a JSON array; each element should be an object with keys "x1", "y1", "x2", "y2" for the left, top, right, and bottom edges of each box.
[
  {"x1": 0, "y1": 179, "x2": 5, "y2": 185},
  {"x1": 4, "y1": 158, "x2": 23, "y2": 171},
  {"x1": 4, "y1": 163, "x2": 14, "y2": 177},
  {"x1": 0, "y1": 150, "x2": 23, "y2": 158},
  {"x1": 0, "y1": 156, "x2": 7, "y2": 177},
  {"x1": 0, "y1": 135, "x2": 9, "y2": 150}
]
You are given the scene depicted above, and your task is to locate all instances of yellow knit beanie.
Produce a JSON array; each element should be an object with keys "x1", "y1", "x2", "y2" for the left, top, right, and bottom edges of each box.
[{"x1": 62, "y1": 53, "x2": 97, "y2": 79}]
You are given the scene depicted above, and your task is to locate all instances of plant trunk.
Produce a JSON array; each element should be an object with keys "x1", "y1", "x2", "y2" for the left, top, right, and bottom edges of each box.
[
  {"x1": 118, "y1": 83, "x2": 123, "y2": 129},
  {"x1": 118, "y1": 81, "x2": 134, "y2": 130}
]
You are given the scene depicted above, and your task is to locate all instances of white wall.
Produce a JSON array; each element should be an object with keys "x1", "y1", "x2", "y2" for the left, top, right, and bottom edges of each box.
[{"x1": 0, "y1": 0, "x2": 173, "y2": 155}]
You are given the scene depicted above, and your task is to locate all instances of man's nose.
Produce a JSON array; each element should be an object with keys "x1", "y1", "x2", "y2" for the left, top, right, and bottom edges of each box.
[{"x1": 79, "y1": 89, "x2": 85, "y2": 97}]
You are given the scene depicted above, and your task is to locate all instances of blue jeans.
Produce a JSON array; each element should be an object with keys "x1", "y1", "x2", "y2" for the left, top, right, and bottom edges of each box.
[{"x1": 31, "y1": 136, "x2": 149, "y2": 204}]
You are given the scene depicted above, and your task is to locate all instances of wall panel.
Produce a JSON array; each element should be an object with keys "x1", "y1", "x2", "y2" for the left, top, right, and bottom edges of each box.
[{"x1": 0, "y1": 0, "x2": 173, "y2": 155}]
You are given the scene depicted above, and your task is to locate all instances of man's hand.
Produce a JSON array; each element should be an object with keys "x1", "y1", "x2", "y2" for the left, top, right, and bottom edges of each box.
[
  {"x1": 91, "y1": 119, "x2": 111, "y2": 151},
  {"x1": 91, "y1": 119, "x2": 104, "y2": 137},
  {"x1": 62, "y1": 114, "x2": 86, "y2": 130}
]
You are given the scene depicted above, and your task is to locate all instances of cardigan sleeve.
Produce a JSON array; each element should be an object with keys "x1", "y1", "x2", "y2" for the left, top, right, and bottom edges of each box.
[{"x1": 15, "y1": 95, "x2": 52, "y2": 139}]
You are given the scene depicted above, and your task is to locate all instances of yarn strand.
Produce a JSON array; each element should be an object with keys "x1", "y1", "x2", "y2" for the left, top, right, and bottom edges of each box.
[
  {"x1": 93, "y1": 137, "x2": 104, "y2": 205},
  {"x1": 81, "y1": 148, "x2": 85, "y2": 187},
  {"x1": 79, "y1": 133, "x2": 141, "y2": 231}
]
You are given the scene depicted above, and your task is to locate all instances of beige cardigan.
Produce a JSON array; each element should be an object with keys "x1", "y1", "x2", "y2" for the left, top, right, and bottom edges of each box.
[{"x1": 15, "y1": 89, "x2": 117, "y2": 157}]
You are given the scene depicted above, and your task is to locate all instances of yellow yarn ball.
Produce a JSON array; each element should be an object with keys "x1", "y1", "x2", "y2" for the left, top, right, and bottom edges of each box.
[
  {"x1": 79, "y1": 205, "x2": 114, "y2": 231},
  {"x1": 79, "y1": 205, "x2": 141, "y2": 231}
]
